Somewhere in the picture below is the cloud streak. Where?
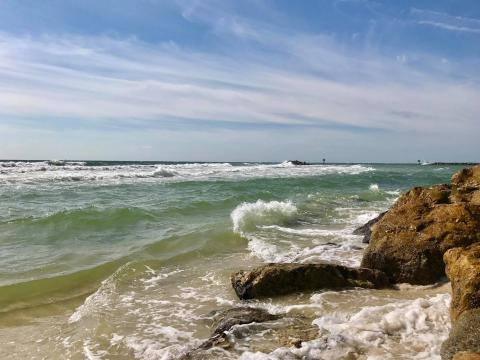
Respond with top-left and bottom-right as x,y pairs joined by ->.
412,8 -> 480,34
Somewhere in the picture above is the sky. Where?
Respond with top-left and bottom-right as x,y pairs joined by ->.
0,0 -> 479,162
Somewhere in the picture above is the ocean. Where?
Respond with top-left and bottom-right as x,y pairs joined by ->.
0,161 -> 460,359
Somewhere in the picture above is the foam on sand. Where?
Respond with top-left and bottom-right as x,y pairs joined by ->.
241,293 -> 451,360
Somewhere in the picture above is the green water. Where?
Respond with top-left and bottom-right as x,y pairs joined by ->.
0,161 -> 464,359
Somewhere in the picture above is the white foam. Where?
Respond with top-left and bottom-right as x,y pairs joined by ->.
231,200 -> 298,233
153,167 -> 177,178
369,183 -> 380,192
0,161 -> 374,186
244,293 -> 451,360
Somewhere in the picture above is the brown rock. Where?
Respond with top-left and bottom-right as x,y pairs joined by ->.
441,309 -> 480,360
451,165 -> 480,204
361,183 -> 480,284
453,352 -> 480,360
352,211 -> 387,244
209,307 -> 281,335
231,263 -> 390,300
187,307 -> 281,355
444,244 -> 480,321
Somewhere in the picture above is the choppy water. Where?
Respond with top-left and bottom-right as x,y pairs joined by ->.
0,161 -> 461,359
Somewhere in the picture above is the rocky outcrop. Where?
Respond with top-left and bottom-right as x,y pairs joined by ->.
441,309 -> 480,360
231,263 -> 390,300
361,166 -> 480,284
353,211 -> 387,243
444,244 -> 480,321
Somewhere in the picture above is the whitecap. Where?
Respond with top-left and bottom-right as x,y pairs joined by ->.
369,183 -> 380,192
231,200 -> 298,233
153,167 -> 177,178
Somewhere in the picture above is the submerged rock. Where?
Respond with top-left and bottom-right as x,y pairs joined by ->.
353,211 -> 387,244
276,321 -> 319,348
444,244 -> 480,321
231,263 -> 390,300
190,307 -> 281,354
209,307 -> 281,336
441,309 -> 480,360
361,179 -> 480,284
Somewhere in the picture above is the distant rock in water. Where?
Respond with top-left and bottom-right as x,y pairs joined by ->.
353,211 -> 387,244
361,165 -> 480,285
444,243 -> 480,322
289,160 -> 310,165
231,263 -> 390,300
47,159 -> 65,166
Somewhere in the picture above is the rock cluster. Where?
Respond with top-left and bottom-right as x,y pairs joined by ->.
356,165 -> 480,359
361,166 -> 480,285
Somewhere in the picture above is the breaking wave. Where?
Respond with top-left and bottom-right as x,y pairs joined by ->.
231,200 -> 298,233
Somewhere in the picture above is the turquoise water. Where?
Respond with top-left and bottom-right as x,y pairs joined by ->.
0,161 -> 462,359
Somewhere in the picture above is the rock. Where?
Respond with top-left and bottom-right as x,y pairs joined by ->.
441,309 -> 480,360
451,165 -> 480,205
231,263 -> 390,300
276,322 -> 319,348
193,307 -> 281,353
210,307 -> 281,335
453,352 -> 480,360
361,183 -> 480,284
353,211 -> 387,243
444,244 -> 480,321
289,160 -> 309,165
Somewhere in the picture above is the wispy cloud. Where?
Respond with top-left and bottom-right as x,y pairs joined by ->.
412,8 -> 480,34
0,1 -> 479,161
0,27 -> 478,136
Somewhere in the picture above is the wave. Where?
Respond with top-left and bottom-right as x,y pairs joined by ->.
231,200 -> 298,233
7,206 -> 158,229
0,259 -> 125,315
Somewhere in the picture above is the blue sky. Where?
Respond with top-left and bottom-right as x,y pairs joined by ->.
0,0 -> 479,162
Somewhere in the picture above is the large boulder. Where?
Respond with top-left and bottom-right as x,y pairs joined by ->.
231,263 -> 390,300
441,309 -> 480,360
361,181 -> 480,284
444,244 -> 480,321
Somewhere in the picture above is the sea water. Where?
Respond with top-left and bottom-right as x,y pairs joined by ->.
0,161 -> 460,359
